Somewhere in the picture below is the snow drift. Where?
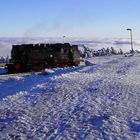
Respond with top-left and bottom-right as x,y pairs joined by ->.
0,54 -> 140,139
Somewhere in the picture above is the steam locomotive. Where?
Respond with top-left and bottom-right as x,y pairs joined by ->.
6,43 -> 81,73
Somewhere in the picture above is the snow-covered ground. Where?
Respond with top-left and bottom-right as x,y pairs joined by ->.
0,54 -> 140,139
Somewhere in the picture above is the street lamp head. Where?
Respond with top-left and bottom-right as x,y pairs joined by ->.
127,28 -> 132,31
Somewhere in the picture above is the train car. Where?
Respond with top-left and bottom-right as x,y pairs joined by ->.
6,43 -> 81,73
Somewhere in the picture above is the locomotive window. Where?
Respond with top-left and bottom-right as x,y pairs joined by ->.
61,48 -> 64,54
60,48 -> 68,54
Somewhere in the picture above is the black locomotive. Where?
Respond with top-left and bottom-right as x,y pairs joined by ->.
6,43 -> 81,73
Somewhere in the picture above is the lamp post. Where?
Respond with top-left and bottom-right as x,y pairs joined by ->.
127,28 -> 134,54
63,36 -> 66,43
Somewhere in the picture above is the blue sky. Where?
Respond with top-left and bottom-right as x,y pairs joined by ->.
0,0 -> 140,39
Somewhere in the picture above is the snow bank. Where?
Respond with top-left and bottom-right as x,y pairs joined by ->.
42,68 -> 55,75
85,59 -> 95,66
0,67 -> 7,74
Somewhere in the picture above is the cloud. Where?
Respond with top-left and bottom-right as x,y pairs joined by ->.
72,38 -> 140,51
113,38 -> 140,48
0,37 -> 139,56
114,40 -> 130,45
